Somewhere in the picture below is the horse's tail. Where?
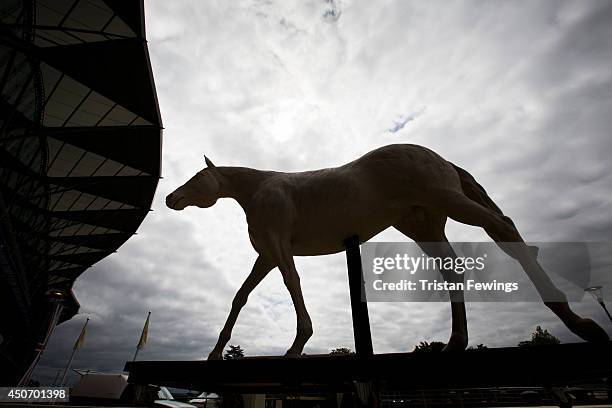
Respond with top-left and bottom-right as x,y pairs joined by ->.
450,162 -> 538,257
450,162 -> 504,216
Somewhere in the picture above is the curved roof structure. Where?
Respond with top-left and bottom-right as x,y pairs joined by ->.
0,0 -> 161,382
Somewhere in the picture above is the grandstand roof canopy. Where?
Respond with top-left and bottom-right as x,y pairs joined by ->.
0,0 -> 162,321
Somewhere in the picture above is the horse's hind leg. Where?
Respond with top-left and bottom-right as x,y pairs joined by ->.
394,208 -> 469,351
436,191 -> 609,343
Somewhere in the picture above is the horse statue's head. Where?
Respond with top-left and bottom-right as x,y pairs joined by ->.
166,156 -> 221,210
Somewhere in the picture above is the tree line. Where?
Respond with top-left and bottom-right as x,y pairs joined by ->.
223,325 -> 561,357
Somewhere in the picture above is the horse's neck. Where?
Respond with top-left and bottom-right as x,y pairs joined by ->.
217,166 -> 274,208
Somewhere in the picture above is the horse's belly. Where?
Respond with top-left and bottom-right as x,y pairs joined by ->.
291,207 -> 401,256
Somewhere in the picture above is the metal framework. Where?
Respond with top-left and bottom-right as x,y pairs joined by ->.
0,0 -> 161,384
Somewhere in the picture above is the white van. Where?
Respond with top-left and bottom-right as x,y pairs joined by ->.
70,372 -> 197,407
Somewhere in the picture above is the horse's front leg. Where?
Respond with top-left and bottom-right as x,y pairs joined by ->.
208,256 -> 275,360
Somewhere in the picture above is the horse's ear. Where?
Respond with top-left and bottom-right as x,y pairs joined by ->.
204,155 -> 216,169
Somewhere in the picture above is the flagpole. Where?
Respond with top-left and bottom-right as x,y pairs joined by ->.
52,370 -> 61,386
59,317 -> 89,386
133,311 -> 151,362
18,297 -> 64,386
132,348 -> 140,362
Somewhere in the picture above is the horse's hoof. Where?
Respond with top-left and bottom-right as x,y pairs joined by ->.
569,318 -> 610,343
284,349 -> 303,358
443,332 -> 468,351
208,351 -> 223,360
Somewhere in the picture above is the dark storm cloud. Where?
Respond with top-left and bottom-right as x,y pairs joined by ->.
34,211 -> 236,384
32,0 -> 612,384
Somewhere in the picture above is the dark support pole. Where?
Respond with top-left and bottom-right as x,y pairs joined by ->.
599,301 -> 612,322
344,235 -> 373,357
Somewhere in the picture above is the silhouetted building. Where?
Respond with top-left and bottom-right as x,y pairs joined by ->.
0,0 -> 161,384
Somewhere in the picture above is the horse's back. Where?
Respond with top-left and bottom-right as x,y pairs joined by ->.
346,144 -> 462,195
283,145 -> 461,254
249,144 -> 464,256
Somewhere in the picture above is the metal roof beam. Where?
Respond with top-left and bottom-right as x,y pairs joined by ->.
39,125 -> 161,176
38,38 -> 161,125
48,251 -> 106,266
102,0 -> 145,38
47,175 -> 158,208
47,232 -> 129,250
51,208 -> 149,232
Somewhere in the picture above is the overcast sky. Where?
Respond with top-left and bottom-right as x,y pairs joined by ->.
34,0 -> 612,385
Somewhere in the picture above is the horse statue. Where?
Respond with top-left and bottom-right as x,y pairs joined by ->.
166,144 -> 609,359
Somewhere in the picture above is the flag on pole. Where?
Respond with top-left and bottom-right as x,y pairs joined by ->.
73,318 -> 89,350
137,311 -> 151,350
59,317 -> 89,387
